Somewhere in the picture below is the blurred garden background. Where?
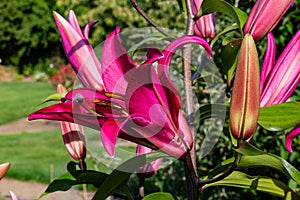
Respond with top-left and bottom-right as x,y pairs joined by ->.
0,0 -> 299,199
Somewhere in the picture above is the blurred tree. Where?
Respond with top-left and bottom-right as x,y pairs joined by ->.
0,0 -> 61,74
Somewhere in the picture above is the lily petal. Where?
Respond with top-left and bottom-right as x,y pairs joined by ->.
260,33 -> 276,93
286,122 -> 300,152
261,30 -> 300,106
53,11 -> 104,90
101,27 -> 136,93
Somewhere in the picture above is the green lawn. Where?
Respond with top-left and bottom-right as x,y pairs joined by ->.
0,129 -> 136,183
0,81 -> 55,125
0,80 -> 136,184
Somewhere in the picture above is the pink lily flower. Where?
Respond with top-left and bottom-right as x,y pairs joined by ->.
260,31 -> 300,152
136,145 -> 162,178
243,0 -> 293,41
191,0 -> 216,41
57,84 -> 86,166
0,162 -> 10,180
29,11 -> 212,158
260,31 -> 300,107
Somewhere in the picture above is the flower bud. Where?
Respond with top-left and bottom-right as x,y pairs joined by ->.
0,162 -> 10,180
57,84 -> 87,165
230,34 -> 260,143
243,0 -> 293,41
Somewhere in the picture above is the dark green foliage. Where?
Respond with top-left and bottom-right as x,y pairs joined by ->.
0,0 -> 61,74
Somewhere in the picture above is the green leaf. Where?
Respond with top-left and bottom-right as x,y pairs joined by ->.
143,192 -> 175,200
92,151 -> 169,200
220,38 -> 242,86
203,171 -> 299,198
235,142 -> 300,184
210,24 -> 240,48
40,172 -> 76,198
200,0 -> 247,32
36,92 -> 66,107
258,101 -> 300,131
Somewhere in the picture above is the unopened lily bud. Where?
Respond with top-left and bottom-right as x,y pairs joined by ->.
0,162 -> 10,180
57,85 -> 87,166
243,0 -> 293,41
230,34 -> 260,144
194,14 -> 216,41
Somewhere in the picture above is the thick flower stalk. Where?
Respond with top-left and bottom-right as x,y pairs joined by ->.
29,11 -> 213,158
230,34 -> 260,143
244,0 -> 293,41
57,84 -> 87,168
260,31 -> 300,107
191,0 -> 216,41
0,162 -> 10,180
260,31 -> 300,152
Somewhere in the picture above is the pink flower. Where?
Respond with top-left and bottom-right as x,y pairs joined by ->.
244,0 -> 293,41
29,11 -> 213,158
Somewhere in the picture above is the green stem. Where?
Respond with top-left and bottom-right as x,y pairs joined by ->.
130,0 -> 173,38
198,153 -> 242,188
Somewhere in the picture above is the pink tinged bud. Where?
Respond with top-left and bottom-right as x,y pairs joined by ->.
286,122 -> 300,152
194,14 -> 216,41
230,34 -> 260,142
0,162 -> 10,180
260,33 -> 276,94
57,85 -> 86,161
260,30 -> 300,107
136,145 -> 162,178
243,0 -> 293,41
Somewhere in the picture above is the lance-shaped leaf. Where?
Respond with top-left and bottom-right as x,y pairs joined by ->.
230,34 -> 260,142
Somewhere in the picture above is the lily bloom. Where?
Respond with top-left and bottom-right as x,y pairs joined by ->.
0,162 -> 10,180
57,84 -> 86,168
136,145 -> 162,178
29,11 -> 212,158
191,0 -> 216,41
260,31 -> 300,152
230,34 -> 260,143
260,31 -> 300,107
243,0 -> 293,41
